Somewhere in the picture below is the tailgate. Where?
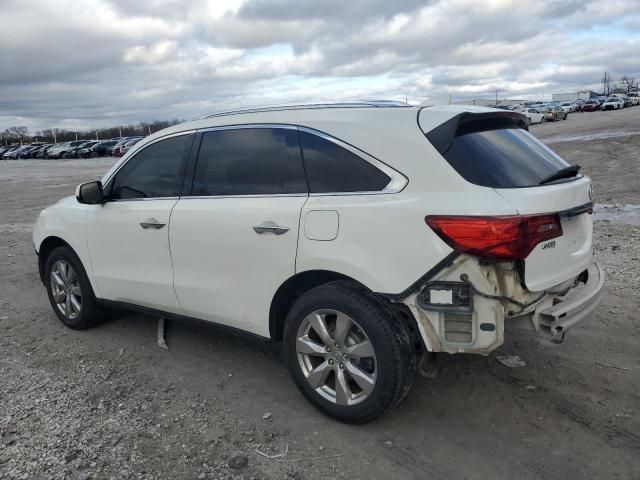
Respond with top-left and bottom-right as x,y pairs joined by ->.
496,176 -> 594,292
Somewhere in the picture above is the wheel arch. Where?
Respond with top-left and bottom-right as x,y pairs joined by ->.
270,270 -> 352,343
37,236 -> 74,283
269,270 -> 424,353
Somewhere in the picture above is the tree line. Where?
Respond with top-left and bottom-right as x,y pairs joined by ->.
1,119 -> 183,145
601,75 -> 638,97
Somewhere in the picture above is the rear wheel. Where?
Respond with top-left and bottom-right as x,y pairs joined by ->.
45,246 -> 108,329
283,281 -> 417,423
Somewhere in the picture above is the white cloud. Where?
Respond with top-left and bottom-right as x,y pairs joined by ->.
0,0 -> 639,131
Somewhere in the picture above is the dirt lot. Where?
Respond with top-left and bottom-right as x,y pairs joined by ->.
1,108 -> 639,480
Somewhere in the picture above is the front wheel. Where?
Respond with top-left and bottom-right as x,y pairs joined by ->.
283,281 -> 417,423
45,246 -> 108,329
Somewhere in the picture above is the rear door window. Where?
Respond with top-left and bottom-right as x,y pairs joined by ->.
192,128 -> 307,196
440,127 -> 573,188
299,131 -> 391,193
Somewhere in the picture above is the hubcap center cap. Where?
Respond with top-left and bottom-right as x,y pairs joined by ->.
330,350 -> 345,364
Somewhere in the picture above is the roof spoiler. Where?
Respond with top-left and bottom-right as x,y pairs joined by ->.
424,111 -> 529,155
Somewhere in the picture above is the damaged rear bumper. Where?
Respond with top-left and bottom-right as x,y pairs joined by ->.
509,261 -> 605,342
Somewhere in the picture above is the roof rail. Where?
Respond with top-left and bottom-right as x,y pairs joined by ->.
199,100 -> 411,119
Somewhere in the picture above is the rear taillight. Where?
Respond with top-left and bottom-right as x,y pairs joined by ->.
425,214 -> 563,261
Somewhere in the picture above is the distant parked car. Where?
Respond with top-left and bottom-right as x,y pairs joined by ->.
119,138 -> 143,156
581,99 -> 601,112
21,144 -> 51,159
518,108 -> 545,124
4,145 -> 31,159
622,97 -> 633,108
0,145 -> 19,158
560,103 -> 576,113
111,138 -> 137,157
47,141 -> 87,159
37,145 -> 54,158
20,145 -> 42,158
544,106 -> 567,121
62,141 -> 99,159
601,97 -> 624,110
79,140 -> 119,158
113,137 -> 143,156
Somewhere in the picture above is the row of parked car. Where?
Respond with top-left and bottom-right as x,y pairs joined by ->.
492,94 -> 639,125
0,136 -> 144,160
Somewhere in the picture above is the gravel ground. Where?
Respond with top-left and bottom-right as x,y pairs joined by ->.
1,108 -> 639,479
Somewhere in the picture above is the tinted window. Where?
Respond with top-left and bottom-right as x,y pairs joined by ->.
299,131 -> 390,193
110,134 -> 190,199
442,127 -> 572,188
192,128 -> 306,196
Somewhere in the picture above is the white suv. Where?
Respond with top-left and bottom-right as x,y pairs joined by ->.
33,102 -> 604,423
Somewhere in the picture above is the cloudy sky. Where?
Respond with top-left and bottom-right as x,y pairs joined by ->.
1,0 -> 639,132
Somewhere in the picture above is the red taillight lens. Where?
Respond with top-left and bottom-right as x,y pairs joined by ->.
425,214 -> 563,261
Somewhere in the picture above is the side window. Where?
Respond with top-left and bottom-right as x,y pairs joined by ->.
110,135 -> 190,199
192,128 -> 307,196
299,131 -> 391,193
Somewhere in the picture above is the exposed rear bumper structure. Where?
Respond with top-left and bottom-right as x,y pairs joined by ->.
537,261 -> 604,341
510,261 -> 604,342
403,255 -> 604,355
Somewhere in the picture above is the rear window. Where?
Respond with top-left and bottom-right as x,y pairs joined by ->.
442,127 -> 572,188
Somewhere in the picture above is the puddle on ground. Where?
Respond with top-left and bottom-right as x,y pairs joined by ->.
542,130 -> 640,144
593,204 -> 640,226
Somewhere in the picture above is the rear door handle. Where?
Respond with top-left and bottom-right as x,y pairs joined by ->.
140,218 -> 166,230
253,223 -> 289,235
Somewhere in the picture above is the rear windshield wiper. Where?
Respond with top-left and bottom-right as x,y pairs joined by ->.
539,164 -> 581,185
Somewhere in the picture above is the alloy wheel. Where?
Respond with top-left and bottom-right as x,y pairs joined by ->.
50,260 -> 82,320
296,309 -> 377,406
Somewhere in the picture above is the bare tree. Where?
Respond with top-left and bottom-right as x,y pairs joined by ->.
7,126 -> 29,144
618,76 -> 639,94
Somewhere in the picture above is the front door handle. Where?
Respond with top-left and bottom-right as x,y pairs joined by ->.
140,218 -> 166,230
253,223 -> 289,235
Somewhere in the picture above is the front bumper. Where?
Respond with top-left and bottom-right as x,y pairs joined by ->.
510,261 -> 604,342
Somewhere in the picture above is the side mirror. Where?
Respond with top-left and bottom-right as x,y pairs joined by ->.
76,181 -> 104,205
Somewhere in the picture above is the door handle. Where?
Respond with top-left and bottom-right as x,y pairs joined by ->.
140,218 -> 166,230
253,223 -> 289,235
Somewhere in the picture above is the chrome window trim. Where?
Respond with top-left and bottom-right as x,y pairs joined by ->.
188,123 -> 408,198
104,196 -> 180,203
179,193 -> 308,200
104,123 -> 409,202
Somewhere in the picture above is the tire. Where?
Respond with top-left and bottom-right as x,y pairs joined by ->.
44,245 -> 108,329
283,281 -> 417,423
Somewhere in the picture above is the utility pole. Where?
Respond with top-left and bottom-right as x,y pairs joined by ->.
96,130 -> 99,140
119,126 -> 122,138
75,132 -> 78,141
148,125 -> 152,136
495,89 -> 498,105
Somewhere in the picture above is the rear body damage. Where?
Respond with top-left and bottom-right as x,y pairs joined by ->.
396,253 -> 603,354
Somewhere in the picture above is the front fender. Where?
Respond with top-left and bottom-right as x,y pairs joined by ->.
33,196 -> 101,297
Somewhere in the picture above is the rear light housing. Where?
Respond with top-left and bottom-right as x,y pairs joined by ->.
425,214 -> 563,261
